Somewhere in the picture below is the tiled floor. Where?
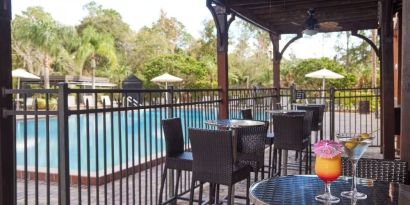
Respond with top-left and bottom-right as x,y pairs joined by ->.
17,147 -> 383,205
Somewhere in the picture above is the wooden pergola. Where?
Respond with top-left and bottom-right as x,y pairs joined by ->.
207,0 -> 408,180
0,0 -> 409,204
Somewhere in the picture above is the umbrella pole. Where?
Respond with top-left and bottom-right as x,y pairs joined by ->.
322,78 -> 325,104
16,78 -> 20,110
165,82 -> 168,106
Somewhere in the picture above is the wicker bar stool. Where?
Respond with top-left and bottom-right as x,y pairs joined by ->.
296,105 -> 325,141
158,118 -> 193,204
296,104 -> 325,140
271,111 -> 313,175
188,128 -> 251,205
236,122 -> 269,182
341,157 -> 408,183
241,109 -> 276,177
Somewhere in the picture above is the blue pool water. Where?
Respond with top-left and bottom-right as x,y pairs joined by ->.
16,109 -> 215,173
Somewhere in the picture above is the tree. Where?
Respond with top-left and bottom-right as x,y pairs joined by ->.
13,7 -> 65,88
75,26 -> 118,88
334,31 -> 378,87
143,53 -> 211,88
78,1 -> 135,74
190,20 -> 217,87
228,20 -> 272,87
132,10 -> 194,75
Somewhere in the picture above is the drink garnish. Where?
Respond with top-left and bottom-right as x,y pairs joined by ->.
313,140 -> 343,159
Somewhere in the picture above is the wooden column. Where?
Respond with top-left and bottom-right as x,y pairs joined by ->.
397,11 -> 402,104
208,1 -> 234,119
380,0 -> 395,159
270,33 -> 281,89
401,0 -> 410,175
270,33 -> 281,107
0,0 -> 15,204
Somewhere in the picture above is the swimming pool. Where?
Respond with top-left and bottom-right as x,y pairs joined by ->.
16,109 -> 215,174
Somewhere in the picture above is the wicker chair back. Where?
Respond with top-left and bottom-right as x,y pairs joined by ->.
189,128 -> 234,184
341,157 -> 408,184
162,118 -> 184,157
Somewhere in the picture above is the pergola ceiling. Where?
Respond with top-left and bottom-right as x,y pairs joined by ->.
216,0 -> 380,34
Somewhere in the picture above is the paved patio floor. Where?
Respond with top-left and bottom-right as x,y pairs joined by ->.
17,147 -> 383,205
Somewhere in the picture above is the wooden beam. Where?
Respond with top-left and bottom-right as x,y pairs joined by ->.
398,10 -> 402,104
230,7 -> 271,32
265,20 -> 378,34
230,0 -> 377,8
269,33 -> 281,108
280,33 -> 302,57
270,33 -> 281,89
0,0 -> 15,204
253,3 -> 377,16
380,0 -> 395,160
261,10 -> 377,23
223,0 -> 379,34
208,0 -> 234,119
401,0 -> 410,174
351,30 -> 380,59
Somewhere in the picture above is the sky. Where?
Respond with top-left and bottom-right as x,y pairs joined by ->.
11,0 -> 344,59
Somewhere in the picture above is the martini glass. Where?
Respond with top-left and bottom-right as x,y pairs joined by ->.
337,133 -> 373,200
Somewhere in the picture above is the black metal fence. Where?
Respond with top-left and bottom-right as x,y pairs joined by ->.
281,86 -> 381,146
4,85 -> 380,204
6,85 -> 222,204
228,88 -> 279,120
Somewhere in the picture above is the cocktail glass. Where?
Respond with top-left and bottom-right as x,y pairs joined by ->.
337,133 -> 373,200
315,154 -> 341,203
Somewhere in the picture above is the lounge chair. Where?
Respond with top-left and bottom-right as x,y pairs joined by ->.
82,95 -> 95,107
100,95 -> 112,107
67,96 -> 77,108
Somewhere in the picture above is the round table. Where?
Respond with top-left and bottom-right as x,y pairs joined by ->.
205,119 -> 265,128
250,175 -> 410,205
265,109 -> 306,115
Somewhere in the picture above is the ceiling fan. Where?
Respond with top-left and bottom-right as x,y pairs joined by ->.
291,8 -> 342,35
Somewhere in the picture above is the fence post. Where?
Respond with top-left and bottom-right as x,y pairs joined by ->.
0,0 -> 15,204
166,85 -> 175,202
58,83 -> 70,205
167,85 -> 174,118
253,86 -> 257,113
329,86 -> 336,140
290,84 -> 296,104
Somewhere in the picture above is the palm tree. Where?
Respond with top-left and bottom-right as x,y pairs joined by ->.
13,7 -> 62,88
75,26 -> 118,88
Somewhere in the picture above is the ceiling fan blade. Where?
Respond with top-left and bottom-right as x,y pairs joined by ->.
291,21 -> 301,26
319,21 -> 339,28
318,26 -> 343,32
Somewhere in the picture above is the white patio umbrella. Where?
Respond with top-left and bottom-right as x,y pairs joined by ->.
305,68 -> 344,102
151,73 -> 183,118
151,73 -> 183,88
12,68 -> 40,108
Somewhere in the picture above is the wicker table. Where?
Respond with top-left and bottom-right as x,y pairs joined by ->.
205,119 -> 265,204
250,175 -> 410,205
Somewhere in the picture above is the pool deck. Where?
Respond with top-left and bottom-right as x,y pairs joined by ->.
16,147 -> 383,205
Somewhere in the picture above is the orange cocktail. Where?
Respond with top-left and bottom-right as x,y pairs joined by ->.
315,154 -> 341,183
313,140 -> 343,203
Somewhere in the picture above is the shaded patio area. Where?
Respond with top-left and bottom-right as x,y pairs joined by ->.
1,0 -> 410,204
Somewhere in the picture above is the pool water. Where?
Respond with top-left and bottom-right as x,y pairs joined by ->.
16,109 -> 214,173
